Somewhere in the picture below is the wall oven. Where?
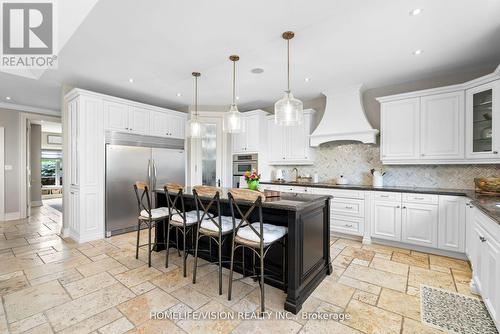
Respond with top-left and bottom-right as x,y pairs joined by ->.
232,153 -> 258,187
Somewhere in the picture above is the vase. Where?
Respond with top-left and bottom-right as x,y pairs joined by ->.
248,180 -> 259,191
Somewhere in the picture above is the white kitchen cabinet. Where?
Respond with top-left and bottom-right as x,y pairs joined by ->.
371,200 -> 402,241
267,109 -> 316,165
128,107 -> 150,135
232,113 -> 262,153
420,92 -> 464,160
466,80 -> 500,160
151,111 -> 185,139
104,101 -> 129,132
465,199 -> 475,259
401,203 -> 438,248
438,196 -> 465,252
471,210 -> 500,327
380,98 -> 420,161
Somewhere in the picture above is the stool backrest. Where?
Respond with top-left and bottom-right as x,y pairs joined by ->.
133,181 -> 152,217
192,186 -> 222,232
164,183 -> 185,220
228,189 -> 265,246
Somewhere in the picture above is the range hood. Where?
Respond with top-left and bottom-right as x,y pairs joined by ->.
310,85 -> 379,147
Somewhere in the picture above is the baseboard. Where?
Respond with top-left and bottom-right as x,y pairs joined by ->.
66,229 -> 104,244
31,201 -> 43,207
1,212 -> 21,221
370,238 -> 467,260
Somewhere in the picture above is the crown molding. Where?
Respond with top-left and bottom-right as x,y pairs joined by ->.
0,102 -> 60,116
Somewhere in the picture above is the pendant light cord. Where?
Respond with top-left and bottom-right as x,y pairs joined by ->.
287,38 -> 290,92
232,59 -> 236,105
194,75 -> 198,117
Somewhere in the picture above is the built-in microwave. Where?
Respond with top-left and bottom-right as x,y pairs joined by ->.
232,154 -> 258,176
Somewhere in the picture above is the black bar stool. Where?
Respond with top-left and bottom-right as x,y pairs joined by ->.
164,183 -> 198,277
133,182 -> 169,267
227,188 -> 287,313
192,186 -> 234,295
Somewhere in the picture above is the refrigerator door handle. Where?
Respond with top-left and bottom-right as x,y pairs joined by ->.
152,159 -> 158,190
147,159 -> 152,186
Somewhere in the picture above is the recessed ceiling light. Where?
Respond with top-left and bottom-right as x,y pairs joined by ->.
128,78 -> 134,83
250,68 -> 264,74
236,96 -> 240,100
412,49 -> 423,56
409,8 -> 422,16
304,78 -> 311,82
5,96 -> 11,100
176,93 -> 182,97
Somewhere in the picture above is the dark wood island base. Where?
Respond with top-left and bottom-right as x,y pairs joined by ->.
154,188 -> 332,314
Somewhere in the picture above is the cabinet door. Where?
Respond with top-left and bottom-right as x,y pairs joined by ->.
245,115 -> 260,152
381,98 -> 420,160
104,101 -> 129,132
129,107 -> 150,135
268,119 -> 285,162
401,203 -> 438,247
438,196 -> 465,252
150,110 -> 169,137
68,99 -> 79,186
167,114 -> 185,139
371,201 -> 401,241
420,92 -> 464,159
483,237 -> 500,324
232,119 -> 247,153
466,80 -> 500,160
285,115 -> 310,161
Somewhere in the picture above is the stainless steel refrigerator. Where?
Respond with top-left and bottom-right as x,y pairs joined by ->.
105,132 -> 185,237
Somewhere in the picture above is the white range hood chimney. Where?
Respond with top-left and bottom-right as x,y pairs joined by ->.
310,85 -> 379,147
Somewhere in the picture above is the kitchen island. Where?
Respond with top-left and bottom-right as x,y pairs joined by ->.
154,188 -> 332,314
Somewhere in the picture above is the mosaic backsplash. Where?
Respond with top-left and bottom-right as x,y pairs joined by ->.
271,142 -> 500,190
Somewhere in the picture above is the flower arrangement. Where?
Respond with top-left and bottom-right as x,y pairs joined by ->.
244,170 -> 261,190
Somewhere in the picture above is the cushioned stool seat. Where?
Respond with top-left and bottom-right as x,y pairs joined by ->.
170,210 -> 202,226
140,207 -> 169,219
200,216 -> 236,235
236,223 -> 288,246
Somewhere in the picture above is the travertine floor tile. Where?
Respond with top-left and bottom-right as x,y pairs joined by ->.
56,308 -> 123,334
338,276 -> 381,295
408,266 -> 456,290
130,281 -> 156,295
370,257 -> 409,276
377,288 -> 420,320
118,288 -> 178,325
342,299 -> 402,334
63,271 -> 117,299
21,322 -> 54,334
128,319 -> 185,334
3,280 -> 70,323
76,257 -> 124,277
300,320 -> 363,334
429,254 -> 470,271
352,289 -> 378,305
98,317 -> 134,334
170,285 -> 211,310
312,279 -> 355,308
340,246 -> 375,262
115,265 -> 163,287
232,317 -> 303,334
45,283 -> 135,331
402,317 -> 447,333
343,264 -> 407,292
392,252 -> 429,268
8,313 -> 47,334
177,300 -> 241,334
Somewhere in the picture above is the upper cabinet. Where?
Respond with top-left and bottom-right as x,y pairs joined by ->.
104,100 -> 186,139
377,66 -> 500,164
466,81 -> 500,160
231,112 -> 265,153
267,109 -> 317,165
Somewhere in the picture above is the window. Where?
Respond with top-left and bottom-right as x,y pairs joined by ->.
41,150 -> 62,186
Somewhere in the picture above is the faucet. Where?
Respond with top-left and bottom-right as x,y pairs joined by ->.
292,168 -> 299,182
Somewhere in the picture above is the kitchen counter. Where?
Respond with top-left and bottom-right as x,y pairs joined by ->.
154,187 -> 333,314
260,181 -> 500,225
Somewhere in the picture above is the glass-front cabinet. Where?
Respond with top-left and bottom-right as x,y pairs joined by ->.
466,80 -> 500,160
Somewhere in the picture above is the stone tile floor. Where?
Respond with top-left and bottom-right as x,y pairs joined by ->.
0,203 -> 475,333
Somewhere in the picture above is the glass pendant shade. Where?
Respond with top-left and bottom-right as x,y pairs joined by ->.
187,115 -> 201,138
223,104 -> 243,133
275,90 -> 303,126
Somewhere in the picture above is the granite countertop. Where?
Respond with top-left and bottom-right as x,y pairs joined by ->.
154,187 -> 331,212
260,181 -> 500,224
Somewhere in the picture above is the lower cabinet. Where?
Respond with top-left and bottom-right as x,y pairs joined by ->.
401,203 -> 438,247
470,210 -> 500,327
371,201 -> 402,241
438,196 -> 466,252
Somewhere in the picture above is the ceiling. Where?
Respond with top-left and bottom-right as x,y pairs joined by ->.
1,0 -> 500,113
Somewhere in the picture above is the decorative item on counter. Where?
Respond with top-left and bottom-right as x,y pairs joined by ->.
474,178 -> 500,196
371,169 -> 386,187
335,175 -> 349,185
244,170 -> 261,191
275,169 -> 284,182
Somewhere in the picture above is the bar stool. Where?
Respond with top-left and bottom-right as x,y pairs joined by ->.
164,183 -> 199,277
227,188 -> 287,313
133,182 -> 169,267
192,186 -> 234,295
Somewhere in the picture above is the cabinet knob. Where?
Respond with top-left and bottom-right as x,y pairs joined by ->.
344,224 -> 353,228
493,151 -> 498,154
479,236 -> 487,242
402,206 -> 407,209
421,154 -> 425,156
396,205 -> 400,208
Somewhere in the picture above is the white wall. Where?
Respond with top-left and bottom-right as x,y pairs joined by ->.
0,108 -> 20,214
30,124 -> 42,205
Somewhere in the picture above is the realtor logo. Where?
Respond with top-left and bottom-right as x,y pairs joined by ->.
1,0 -> 57,69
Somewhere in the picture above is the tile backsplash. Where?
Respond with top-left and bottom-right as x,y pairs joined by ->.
271,142 -> 500,189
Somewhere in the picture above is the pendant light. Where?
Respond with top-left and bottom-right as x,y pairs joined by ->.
275,31 -> 303,126
187,72 -> 201,138
223,55 -> 243,133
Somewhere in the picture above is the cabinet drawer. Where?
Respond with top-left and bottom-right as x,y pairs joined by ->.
331,215 -> 363,235
331,198 -> 364,218
475,209 -> 500,244
403,193 -> 438,205
314,188 -> 364,199
373,191 -> 401,202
